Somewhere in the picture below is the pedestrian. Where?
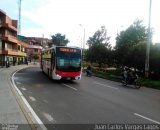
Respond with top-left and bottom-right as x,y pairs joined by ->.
13,60 -> 16,66
123,67 -> 128,82
25,58 -> 28,65
6,60 -> 10,68
86,65 -> 92,76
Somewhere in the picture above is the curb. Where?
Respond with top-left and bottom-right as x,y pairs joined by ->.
9,66 -> 47,130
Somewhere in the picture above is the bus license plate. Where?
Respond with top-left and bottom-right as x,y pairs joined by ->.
67,77 -> 71,80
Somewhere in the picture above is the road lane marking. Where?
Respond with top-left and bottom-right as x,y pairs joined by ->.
134,113 -> 160,124
16,82 -> 21,85
43,112 -> 56,123
43,100 -> 49,103
21,87 -> 27,91
29,96 -> 36,101
12,70 -> 47,130
13,77 -> 19,80
63,84 -> 78,91
93,82 -> 118,90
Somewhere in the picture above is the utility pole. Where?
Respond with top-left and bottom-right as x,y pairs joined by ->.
83,27 -> 85,50
79,24 -> 85,61
18,0 -> 22,35
145,0 -> 152,78
79,24 -> 85,50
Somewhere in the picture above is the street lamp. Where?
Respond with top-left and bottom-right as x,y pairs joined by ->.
79,24 -> 85,50
145,0 -> 152,78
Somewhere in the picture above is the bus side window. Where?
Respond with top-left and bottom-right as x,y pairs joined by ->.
52,51 -> 55,68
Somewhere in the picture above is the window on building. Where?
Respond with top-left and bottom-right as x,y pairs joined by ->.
0,40 -> 2,50
6,30 -> 16,38
18,45 -> 21,51
0,16 -> 2,24
21,47 -> 23,52
34,49 -> 38,52
6,43 -> 12,49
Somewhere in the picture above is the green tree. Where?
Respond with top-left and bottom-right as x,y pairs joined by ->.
87,26 -> 111,48
32,54 -> 39,64
115,19 -> 148,70
51,33 -> 69,46
86,26 -> 112,67
86,44 -> 109,67
150,43 -> 160,71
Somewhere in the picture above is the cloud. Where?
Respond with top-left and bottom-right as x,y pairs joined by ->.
19,0 -> 160,45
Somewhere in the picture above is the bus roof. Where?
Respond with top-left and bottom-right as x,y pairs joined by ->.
42,46 -> 81,52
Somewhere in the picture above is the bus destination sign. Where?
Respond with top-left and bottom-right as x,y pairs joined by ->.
60,48 -> 77,53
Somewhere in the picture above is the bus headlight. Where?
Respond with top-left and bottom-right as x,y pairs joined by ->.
55,73 -> 61,79
75,75 -> 81,80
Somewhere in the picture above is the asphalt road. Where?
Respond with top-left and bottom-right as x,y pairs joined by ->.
14,66 -> 160,130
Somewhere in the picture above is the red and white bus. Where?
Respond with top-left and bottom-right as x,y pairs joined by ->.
41,46 -> 82,80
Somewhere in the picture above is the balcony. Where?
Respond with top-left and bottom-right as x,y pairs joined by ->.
0,34 -> 18,44
7,35 -> 18,43
0,49 -> 18,55
6,23 -> 17,32
0,22 -> 17,32
27,45 -> 42,49
17,51 -> 27,57
32,52 -> 40,55
0,21 -> 4,28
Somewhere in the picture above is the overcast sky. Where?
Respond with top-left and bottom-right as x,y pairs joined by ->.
0,0 -> 160,48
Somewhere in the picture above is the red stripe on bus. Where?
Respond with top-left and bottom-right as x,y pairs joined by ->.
55,69 -> 81,78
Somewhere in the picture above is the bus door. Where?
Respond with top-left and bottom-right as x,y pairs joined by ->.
50,50 -> 55,78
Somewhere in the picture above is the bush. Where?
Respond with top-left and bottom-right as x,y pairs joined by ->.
92,67 -> 160,89
91,67 -> 122,81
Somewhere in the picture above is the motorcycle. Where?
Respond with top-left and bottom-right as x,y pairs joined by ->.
86,69 -> 92,77
122,75 -> 141,89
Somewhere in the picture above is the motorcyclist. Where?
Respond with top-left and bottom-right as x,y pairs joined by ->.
123,67 -> 128,82
122,67 -> 140,88
86,65 -> 92,76
128,69 -> 138,83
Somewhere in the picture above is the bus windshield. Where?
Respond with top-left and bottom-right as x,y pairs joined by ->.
56,47 -> 81,72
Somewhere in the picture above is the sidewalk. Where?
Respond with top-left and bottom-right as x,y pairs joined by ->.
0,64 -> 33,130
